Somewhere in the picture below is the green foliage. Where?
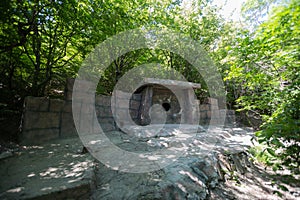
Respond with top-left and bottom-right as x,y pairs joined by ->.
0,0 -> 95,105
254,0 -> 300,173
1,0 -> 224,107
223,0 -> 300,173
256,81 -> 300,171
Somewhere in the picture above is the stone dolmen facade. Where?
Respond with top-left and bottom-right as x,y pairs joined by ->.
20,78 -> 235,144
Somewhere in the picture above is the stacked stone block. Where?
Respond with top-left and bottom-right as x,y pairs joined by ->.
130,94 -> 142,124
95,95 -> 115,131
198,98 -> 236,126
199,98 -> 221,125
20,79 -> 237,144
20,97 -> 64,144
20,80 -> 142,144
111,90 -> 142,127
220,109 -> 236,125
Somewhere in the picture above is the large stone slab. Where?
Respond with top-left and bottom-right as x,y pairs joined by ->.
90,126 -> 256,200
24,96 -> 49,112
122,124 -> 206,138
21,129 -> 60,145
22,112 -> 60,130
60,112 -> 77,138
49,99 -> 64,112
0,138 -> 95,200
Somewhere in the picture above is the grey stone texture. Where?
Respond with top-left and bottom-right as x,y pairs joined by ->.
90,126 -> 255,200
20,78 -> 236,144
0,138 -> 95,200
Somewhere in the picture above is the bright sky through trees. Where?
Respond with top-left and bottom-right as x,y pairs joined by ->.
212,0 -> 246,21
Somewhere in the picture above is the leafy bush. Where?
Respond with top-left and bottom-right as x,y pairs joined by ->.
256,78 -> 300,173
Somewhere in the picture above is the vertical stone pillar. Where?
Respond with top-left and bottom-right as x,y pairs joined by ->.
139,86 -> 153,125
182,89 -> 199,124
72,79 -> 97,135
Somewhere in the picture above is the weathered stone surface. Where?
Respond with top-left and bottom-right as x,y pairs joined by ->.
98,117 -> 115,125
139,86 -> 153,125
99,123 -> 115,132
219,109 -> 236,125
114,90 -> 132,98
115,98 -> 129,108
207,97 -> 218,106
63,101 -> 72,113
114,108 -> 130,120
211,105 -> 219,111
122,124 -> 205,138
21,129 -> 60,144
211,109 -> 220,118
23,112 -> 60,130
97,117 -> 116,131
199,104 -> 210,111
131,93 -> 142,101
0,138 -> 95,200
130,100 -> 140,110
103,107 -> 112,117
91,126 -> 256,200
80,102 -> 95,114
76,112 -> 98,134
200,111 -> 207,119
95,106 -> 112,118
97,95 -> 111,106
49,99 -> 64,112
60,112 -> 77,138
24,96 -> 49,111
21,88 -> 228,145
210,118 -> 222,126
207,111 -> 212,118
130,109 -> 139,119
5,126 -> 298,200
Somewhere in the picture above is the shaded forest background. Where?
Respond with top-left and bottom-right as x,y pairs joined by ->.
0,0 -> 299,174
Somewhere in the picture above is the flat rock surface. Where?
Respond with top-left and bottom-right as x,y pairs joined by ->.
91,125 -> 299,200
0,138 -> 95,200
90,125 -> 255,199
1,125 -> 299,199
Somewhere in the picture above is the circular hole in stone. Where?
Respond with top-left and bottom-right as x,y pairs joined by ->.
162,102 -> 171,111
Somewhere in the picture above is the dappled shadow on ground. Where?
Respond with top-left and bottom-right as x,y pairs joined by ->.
1,125 -> 299,199
90,125 -> 299,200
210,156 -> 300,200
0,138 -> 94,199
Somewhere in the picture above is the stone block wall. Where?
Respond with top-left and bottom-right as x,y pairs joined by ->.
198,98 -> 236,126
20,79 -> 236,144
95,95 -> 116,132
220,109 -> 236,125
20,80 -> 142,144
111,90 -> 142,127
21,97 -> 64,144
21,95 -> 120,144
199,98 -> 221,125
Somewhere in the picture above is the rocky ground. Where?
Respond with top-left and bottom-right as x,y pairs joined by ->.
90,126 -> 300,200
0,125 -> 299,199
0,138 -> 95,199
